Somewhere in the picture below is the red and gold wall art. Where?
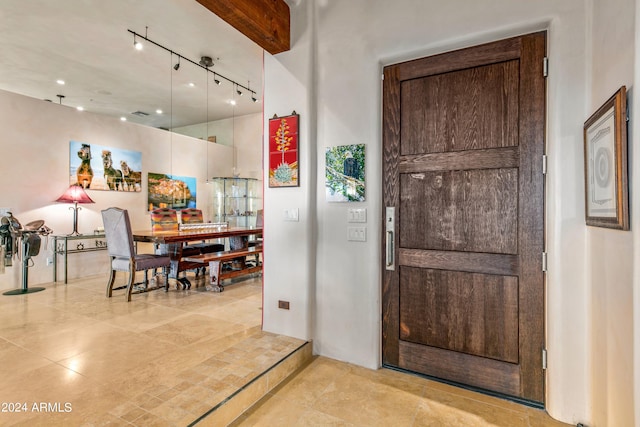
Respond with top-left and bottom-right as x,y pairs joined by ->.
268,113 -> 299,187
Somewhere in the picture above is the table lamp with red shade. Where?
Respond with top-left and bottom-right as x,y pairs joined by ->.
55,185 -> 95,236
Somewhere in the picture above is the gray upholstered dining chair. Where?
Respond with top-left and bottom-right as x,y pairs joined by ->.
101,207 -> 170,301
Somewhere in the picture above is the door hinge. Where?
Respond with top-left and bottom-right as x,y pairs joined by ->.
542,155 -> 548,175
542,348 -> 547,370
543,57 -> 549,77
542,252 -> 548,272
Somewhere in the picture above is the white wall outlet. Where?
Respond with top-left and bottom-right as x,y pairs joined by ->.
347,208 -> 367,223
347,226 -> 366,242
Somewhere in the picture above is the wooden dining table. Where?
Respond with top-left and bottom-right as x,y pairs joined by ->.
132,225 -> 263,283
132,226 -> 263,245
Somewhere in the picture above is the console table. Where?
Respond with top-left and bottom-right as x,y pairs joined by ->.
53,234 -> 107,284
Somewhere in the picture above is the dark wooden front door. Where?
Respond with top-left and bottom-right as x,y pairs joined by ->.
382,32 -> 546,403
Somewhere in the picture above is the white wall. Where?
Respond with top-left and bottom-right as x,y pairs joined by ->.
262,0 -> 638,424
262,0 -> 316,341
0,88 -> 235,289
586,0 -> 635,425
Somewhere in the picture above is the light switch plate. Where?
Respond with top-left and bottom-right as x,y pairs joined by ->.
347,208 -> 366,223
283,208 -> 299,222
347,226 -> 366,242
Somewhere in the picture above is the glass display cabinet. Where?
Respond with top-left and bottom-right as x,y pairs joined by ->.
210,177 -> 262,227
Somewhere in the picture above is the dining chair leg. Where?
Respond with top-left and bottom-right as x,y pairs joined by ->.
106,269 -> 116,298
126,268 -> 135,302
163,267 -> 170,292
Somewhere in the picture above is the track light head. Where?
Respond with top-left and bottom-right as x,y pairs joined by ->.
199,56 -> 214,68
237,89 -> 243,96
214,79 -> 221,85
133,35 -> 143,50
251,96 -> 258,103
173,62 -> 180,70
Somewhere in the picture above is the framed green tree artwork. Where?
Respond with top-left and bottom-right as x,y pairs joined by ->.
325,144 -> 365,202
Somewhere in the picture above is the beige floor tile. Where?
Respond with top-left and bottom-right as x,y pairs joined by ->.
294,408 -> 357,426
8,321 -> 134,362
231,394 -> 307,426
200,375 -> 269,427
311,369 -> 422,426
103,304 -> 192,332
528,409 -> 574,427
144,314 -> 246,346
413,398 -> 528,427
347,364 -> 427,397
420,387 -> 531,425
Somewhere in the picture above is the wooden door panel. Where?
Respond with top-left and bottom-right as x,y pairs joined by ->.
400,249 -> 518,276
399,147 -> 519,173
399,341 -> 521,396
399,169 -> 518,254
400,61 -> 520,156
383,32 -> 546,403
399,267 -> 519,363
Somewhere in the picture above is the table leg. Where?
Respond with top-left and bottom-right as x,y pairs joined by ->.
53,237 -> 58,282
206,260 -> 223,292
64,238 -> 68,284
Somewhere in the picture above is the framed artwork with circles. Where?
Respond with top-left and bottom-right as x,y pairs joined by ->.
583,86 -> 629,230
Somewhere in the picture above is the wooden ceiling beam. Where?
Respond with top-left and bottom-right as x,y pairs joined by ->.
196,0 -> 290,55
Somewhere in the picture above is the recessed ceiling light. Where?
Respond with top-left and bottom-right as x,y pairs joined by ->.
120,116 -> 127,121
229,99 -> 237,106
76,106 -> 84,111
188,82 -> 195,87
56,79 -> 65,85
156,109 -> 163,114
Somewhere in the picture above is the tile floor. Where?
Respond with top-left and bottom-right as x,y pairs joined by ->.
0,273 -> 303,426
233,357 -> 570,427
0,273 -> 570,426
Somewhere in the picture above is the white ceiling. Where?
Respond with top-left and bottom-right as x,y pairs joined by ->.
0,0 -> 264,129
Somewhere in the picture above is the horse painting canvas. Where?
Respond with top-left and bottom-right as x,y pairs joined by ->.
68,141 -> 142,192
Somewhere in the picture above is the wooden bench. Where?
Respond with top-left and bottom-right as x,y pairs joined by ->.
183,245 -> 262,292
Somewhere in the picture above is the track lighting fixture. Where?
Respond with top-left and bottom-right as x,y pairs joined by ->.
133,26 -> 147,50
133,34 -> 143,50
199,56 -> 214,68
127,29 -> 258,101
247,80 -> 258,103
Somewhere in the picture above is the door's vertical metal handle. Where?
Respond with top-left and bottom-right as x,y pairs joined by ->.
386,230 -> 394,268
385,207 -> 395,271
